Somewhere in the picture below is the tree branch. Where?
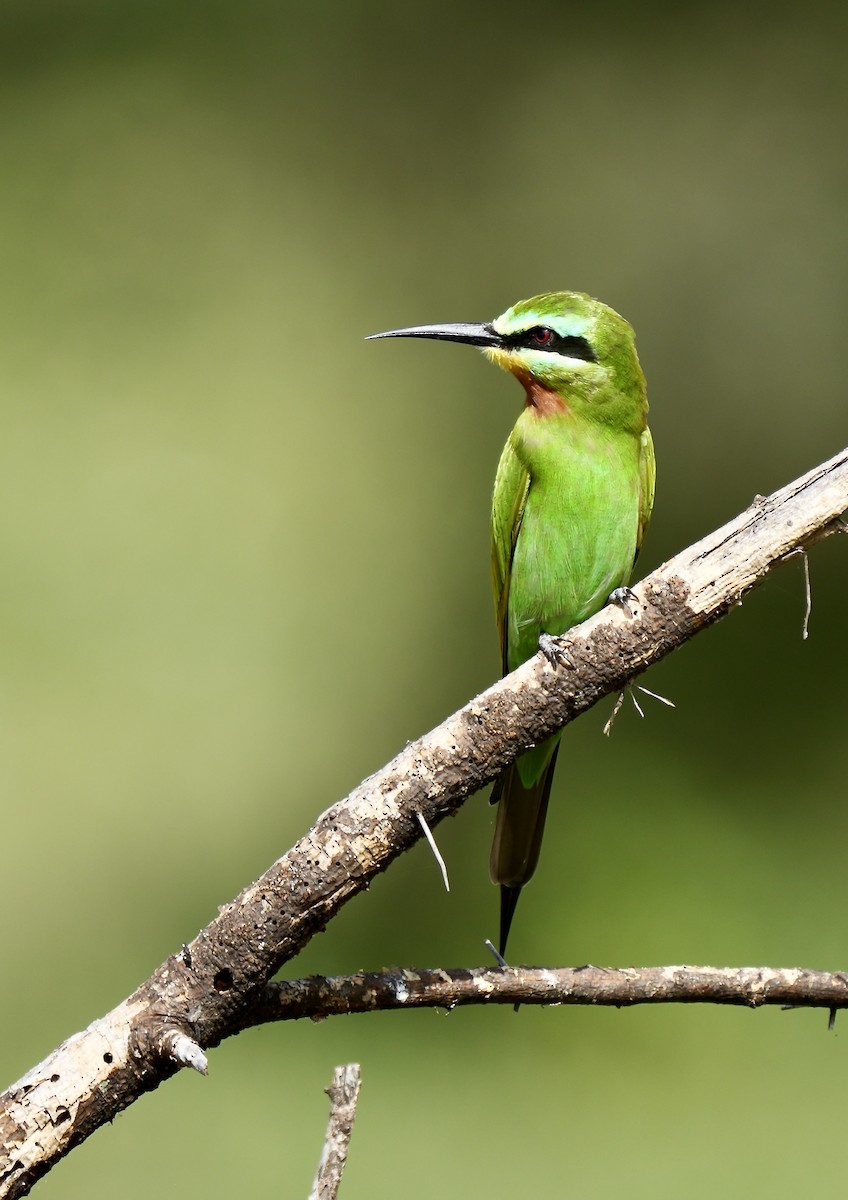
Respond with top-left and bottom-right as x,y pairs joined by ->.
309,1064 -> 362,1200
241,966 -> 848,1025
1,446 -> 846,1198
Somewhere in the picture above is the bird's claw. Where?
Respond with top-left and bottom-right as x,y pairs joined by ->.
608,586 -> 639,617
539,632 -> 575,669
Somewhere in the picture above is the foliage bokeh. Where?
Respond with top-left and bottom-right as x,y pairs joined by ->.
1,2 -> 846,1196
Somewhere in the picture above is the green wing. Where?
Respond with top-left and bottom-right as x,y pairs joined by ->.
490,433 -> 530,674
636,426 -> 656,559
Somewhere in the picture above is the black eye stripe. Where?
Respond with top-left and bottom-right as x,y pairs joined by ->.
501,326 -> 597,362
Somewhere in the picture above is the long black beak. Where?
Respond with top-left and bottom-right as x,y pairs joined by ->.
366,321 -> 501,348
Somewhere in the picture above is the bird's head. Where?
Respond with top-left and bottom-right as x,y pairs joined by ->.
368,291 -> 647,431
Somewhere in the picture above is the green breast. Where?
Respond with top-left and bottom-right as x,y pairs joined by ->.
505,410 -> 642,672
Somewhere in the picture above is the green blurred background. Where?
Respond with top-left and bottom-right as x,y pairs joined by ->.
1,1 -> 846,1195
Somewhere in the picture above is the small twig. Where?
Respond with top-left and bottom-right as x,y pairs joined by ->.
782,546 -> 814,638
603,691 -> 626,736
636,685 -> 676,708
801,550 -> 812,639
160,1030 -> 208,1076
416,810 -> 450,892
309,1064 -> 362,1200
604,683 -> 674,736
484,939 -> 508,968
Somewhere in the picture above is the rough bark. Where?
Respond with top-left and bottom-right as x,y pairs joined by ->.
243,965 -> 848,1024
309,1064 -> 362,1200
0,446 -> 846,1198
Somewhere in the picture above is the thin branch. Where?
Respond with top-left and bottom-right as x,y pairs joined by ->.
1,446 -> 846,1199
309,1065 -> 362,1200
602,689 -> 625,735
636,684 -> 675,709
801,549 -> 812,639
783,546 -> 814,638
242,966 -> 848,1025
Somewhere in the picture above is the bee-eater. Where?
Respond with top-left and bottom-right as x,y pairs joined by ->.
368,292 -> 654,955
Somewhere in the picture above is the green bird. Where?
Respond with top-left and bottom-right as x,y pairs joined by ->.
368,292 -> 654,955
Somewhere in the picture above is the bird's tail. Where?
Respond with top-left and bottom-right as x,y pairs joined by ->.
489,744 -> 560,957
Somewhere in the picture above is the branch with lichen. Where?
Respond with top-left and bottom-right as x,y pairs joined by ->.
242,965 -> 848,1026
0,446 -> 846,1199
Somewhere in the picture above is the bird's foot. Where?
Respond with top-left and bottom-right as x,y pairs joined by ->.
539,632 -> 575,669
608,586 -> 639,617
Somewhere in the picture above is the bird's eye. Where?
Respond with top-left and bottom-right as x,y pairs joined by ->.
502,326 -> 597,362
528,327 -> 556,348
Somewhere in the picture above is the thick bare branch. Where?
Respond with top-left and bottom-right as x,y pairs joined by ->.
1,446 -> 846,1198
243,966 -> 848,1025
